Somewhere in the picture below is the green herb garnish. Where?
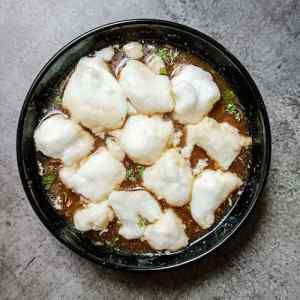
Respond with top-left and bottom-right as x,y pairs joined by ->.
126,165 -> 145,182
105,236 -> 120,248
158,48 -> 179,63
53,96 -> 62,106
169,49 -> 179,62
225,103 -> 241,122
126,168 -> 136,182
137,216 -> 147,229
223,88 -> 242,121
159,67 -> 167,75
136,165 -> 145,178
222,89 -> 236,104
158,48 -> 169,61
42,174 -> 56,190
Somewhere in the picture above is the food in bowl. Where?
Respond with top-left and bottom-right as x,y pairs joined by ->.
33,41 -> 252,253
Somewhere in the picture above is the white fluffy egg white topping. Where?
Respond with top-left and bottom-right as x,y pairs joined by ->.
59,147 -> 126,202
191,169 -> 242,229
143,149 -> 193,207
34,113 -> 94,166
73,201 -> 114,232
119,60 -> 174,114
172,64 -> 221,124
182,116 -> 252,170
34,43 -> 252,252
62,54 -> 127,135
108,190 -> 162,239
115,114 -> 174,165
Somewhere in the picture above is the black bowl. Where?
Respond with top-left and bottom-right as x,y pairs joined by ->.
17,19 -> 271,271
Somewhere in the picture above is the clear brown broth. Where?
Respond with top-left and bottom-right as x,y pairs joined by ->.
37,43 -> 251,253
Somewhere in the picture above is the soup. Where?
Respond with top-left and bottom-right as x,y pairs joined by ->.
34,41 -> 251,253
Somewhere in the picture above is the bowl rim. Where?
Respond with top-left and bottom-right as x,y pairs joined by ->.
16,18 -> 271,271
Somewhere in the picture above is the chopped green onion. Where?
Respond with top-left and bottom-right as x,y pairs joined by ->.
159,67 -> 167,75
105,236 -> 120,248
158,48 -> 168,61
42,174 -> 55,190
225,103 -> 241,122
158,48 -> 179,63
126,168 -> 136,181
169,49 -> 179,62
222,88 -> 242,121
222,89 -> 236,104
137,216 -> 147,229
126,165 -> 145,182
136,165 -> 145,178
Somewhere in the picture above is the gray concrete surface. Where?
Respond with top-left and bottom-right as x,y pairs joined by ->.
0,0 -> 299,299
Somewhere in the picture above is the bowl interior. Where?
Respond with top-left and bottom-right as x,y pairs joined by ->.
17,20 -> 271,271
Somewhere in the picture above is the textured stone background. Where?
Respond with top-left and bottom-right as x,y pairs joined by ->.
0,1 -> 299,299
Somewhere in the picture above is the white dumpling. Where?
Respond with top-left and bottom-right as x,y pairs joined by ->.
117,115 -> 174,165
145,53 -> 166,74
63,55 -> 127,135
183,117 -> 252,170
123,42 -> 143,59
108,190 -> 162,239
191,169 -> 242,229
34,113 -> 94,166
59,147 -> 126,202
73,201 -> 114,232
119,60 -> 174,114
143,149 -> 193,206
172,64 -> 220,124
144,209 -> 188,251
